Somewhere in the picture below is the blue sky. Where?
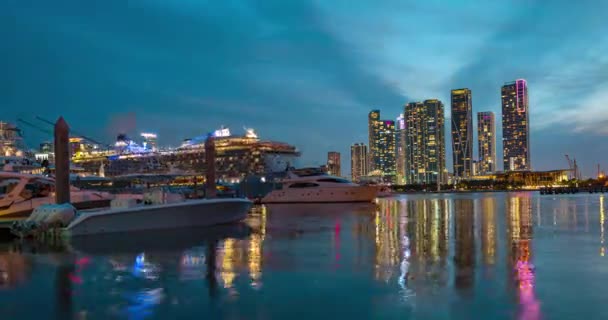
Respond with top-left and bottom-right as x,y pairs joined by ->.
1,0 -> 607,177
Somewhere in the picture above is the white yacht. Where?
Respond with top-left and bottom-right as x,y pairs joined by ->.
0,172 -> 114,220
261,168 -> 379,203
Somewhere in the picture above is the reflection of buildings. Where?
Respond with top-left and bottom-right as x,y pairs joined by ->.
454,199 -> 475,291
374,200 -> 401,281
479,197 -> 497,266
0,252 -> 30,289
404,199 -> 449,289
506,194 -> 540,318
601,195 -> 605,257
248,206 -> 266,288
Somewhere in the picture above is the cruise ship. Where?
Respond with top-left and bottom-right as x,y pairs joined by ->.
71,127 -> 300,181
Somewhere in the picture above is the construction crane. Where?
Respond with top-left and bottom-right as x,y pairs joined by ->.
565,154 -> 581,180
34,116 -> 107,147
17,118 -> 53,136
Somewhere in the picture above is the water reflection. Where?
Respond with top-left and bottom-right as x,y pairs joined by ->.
454,199 -> 475,293
479,197 -> 497,266
601,195 -> 605,257
506,194 -> 540,320
0,250 -> 30,289
4,193 -> 608,319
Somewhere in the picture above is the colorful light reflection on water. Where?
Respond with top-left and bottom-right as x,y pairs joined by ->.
1,193 -> 608,319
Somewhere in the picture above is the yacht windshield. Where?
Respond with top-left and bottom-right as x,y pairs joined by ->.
316,178 -> 350,184
288,182 -> 320,188
0,178 -> 21,198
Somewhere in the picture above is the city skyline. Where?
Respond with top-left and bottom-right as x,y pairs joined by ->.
2,1 -> 607,177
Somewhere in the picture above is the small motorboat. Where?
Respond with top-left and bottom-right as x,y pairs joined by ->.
11,189 -> 252,238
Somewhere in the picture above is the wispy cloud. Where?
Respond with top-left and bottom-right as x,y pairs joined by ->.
1,0 -> 607,173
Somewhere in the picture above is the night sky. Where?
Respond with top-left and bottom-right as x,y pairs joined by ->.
2,0 -> 607,176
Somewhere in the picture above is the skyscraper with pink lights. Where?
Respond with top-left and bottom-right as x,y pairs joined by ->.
501,79 -> 530,171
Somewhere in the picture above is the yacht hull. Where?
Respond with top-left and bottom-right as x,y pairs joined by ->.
65,198 -> 252,236
261,185 -> 378,204
0,198 -> 112,219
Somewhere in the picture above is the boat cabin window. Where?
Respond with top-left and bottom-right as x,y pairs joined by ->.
0,178 -> 20,198
288,182 -> 320,188
19,179 -> 55,200
316,178 -> 350,184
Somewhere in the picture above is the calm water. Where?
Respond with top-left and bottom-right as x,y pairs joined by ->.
1,192 -> 607,319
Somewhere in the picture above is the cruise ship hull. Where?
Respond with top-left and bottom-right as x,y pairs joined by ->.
261,185 -> 379,204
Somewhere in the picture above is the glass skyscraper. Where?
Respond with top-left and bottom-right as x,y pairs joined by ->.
477,111 -> 496,174
327,151 -> 341,177
350,143 -> 368,182
368,110 -> 396,176
451,88 -> 473,179
404,99 -> 446,184
501,79 -> 530,171
395,114 -> 406,184
368,110 -> 380,172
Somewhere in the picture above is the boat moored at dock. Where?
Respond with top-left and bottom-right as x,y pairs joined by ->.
65,197 -> 252,237
261,168 -> 379,203
0,172 -> 114,220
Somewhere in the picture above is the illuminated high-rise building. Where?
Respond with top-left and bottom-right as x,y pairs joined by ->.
451,88 -> 473,179
404,100 -> 446,184
368,110 -> 396,176
502,79 -> 530,171
477,112 -> 496,174
377,120 -> 396,175
327,151 -> 341,176
368,110 -> 381,172
350,143 -> 368,182
141,132 -> 158,151
396,114 -> 407,184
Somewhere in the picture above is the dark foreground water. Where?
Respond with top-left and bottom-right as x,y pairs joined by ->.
1,192 -> 607,319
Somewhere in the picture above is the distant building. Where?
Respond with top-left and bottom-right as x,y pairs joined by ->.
36,141 -> 55,164
377,120 -> 396,176
502,79 -> 530,171
396,114 -> 407,184
39,141 -> 53,153
368,110 -> 381,172
368,110 -> 396,176
404,99 -> 446,184
0,122 -> 25,157
350,143 -> 368,182
327,151 -> 341,176
141,133 -> 158,151
451,88 -> 473,179
477,112 -> 496,174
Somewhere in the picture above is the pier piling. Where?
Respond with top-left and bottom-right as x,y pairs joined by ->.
54,117 -> 71,204
205,134 -> 217,199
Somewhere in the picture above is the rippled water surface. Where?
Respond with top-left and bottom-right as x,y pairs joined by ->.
1,192 -> 607,319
